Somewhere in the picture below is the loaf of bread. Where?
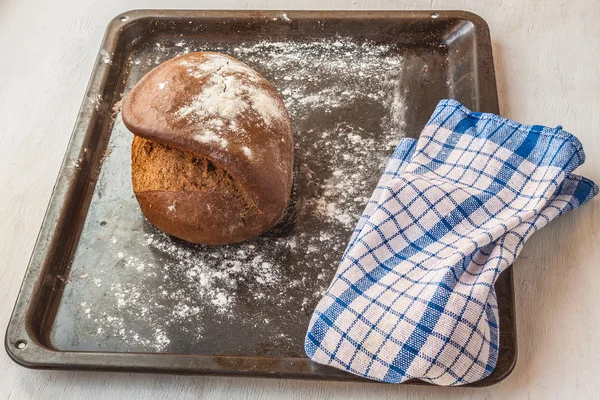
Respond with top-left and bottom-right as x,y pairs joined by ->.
122,52 -> 294,245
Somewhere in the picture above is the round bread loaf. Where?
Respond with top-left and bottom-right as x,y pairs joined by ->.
122,52 -> 294,245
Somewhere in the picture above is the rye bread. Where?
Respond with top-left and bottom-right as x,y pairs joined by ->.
122,52 -> 294,244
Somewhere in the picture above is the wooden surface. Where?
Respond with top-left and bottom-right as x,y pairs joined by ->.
1,0 -> 598,398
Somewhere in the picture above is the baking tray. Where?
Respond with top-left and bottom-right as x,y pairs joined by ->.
6,10 -> 516,386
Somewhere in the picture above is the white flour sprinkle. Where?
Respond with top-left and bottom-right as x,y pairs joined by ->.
194,131 -> 228,148
154,328 -> 171,350
100,49 -> 113,65
90,93 -> 102,111
178,75 -> 243,119
181,53 -> 260,81
67,36 -> 405,354
241,146 -> 253,158
233,39 -> 404,117
211,292 -> 230,308
232,38 -> 405,229
177,53 -> 285,128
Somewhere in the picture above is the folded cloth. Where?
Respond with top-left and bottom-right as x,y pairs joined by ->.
305,99 -> 598,386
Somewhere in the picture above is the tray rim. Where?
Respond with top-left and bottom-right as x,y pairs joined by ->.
5,9 -> 516,387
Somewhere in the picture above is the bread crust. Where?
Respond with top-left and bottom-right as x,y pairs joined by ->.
122,52 -> 294,244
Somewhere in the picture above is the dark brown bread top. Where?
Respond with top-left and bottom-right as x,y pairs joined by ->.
122,52 -> 294,226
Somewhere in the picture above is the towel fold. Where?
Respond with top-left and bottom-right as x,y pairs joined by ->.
305,99 -> 598,386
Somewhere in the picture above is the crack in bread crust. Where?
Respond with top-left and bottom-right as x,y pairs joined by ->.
131,135 -> 259,218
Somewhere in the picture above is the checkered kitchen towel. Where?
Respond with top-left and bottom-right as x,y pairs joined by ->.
305,99 -> 597,386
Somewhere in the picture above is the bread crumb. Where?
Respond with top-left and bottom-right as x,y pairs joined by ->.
112,96 -> 126,114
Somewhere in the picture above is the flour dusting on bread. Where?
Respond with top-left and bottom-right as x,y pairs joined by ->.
194,131 -> 228,148
176,53 -> 287,129
180,53 -> 261,83
241,146 -> 253,158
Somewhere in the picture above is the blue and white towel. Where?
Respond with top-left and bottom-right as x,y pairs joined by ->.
305,99 -> 597,386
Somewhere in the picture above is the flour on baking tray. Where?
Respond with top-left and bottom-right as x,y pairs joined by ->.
76,37 -> 405,352
232,39 -> 405,229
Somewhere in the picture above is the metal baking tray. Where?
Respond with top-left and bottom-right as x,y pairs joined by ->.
6,10 -> 516,386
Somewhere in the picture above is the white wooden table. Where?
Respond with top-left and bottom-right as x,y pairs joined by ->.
1,0 -> 598,398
